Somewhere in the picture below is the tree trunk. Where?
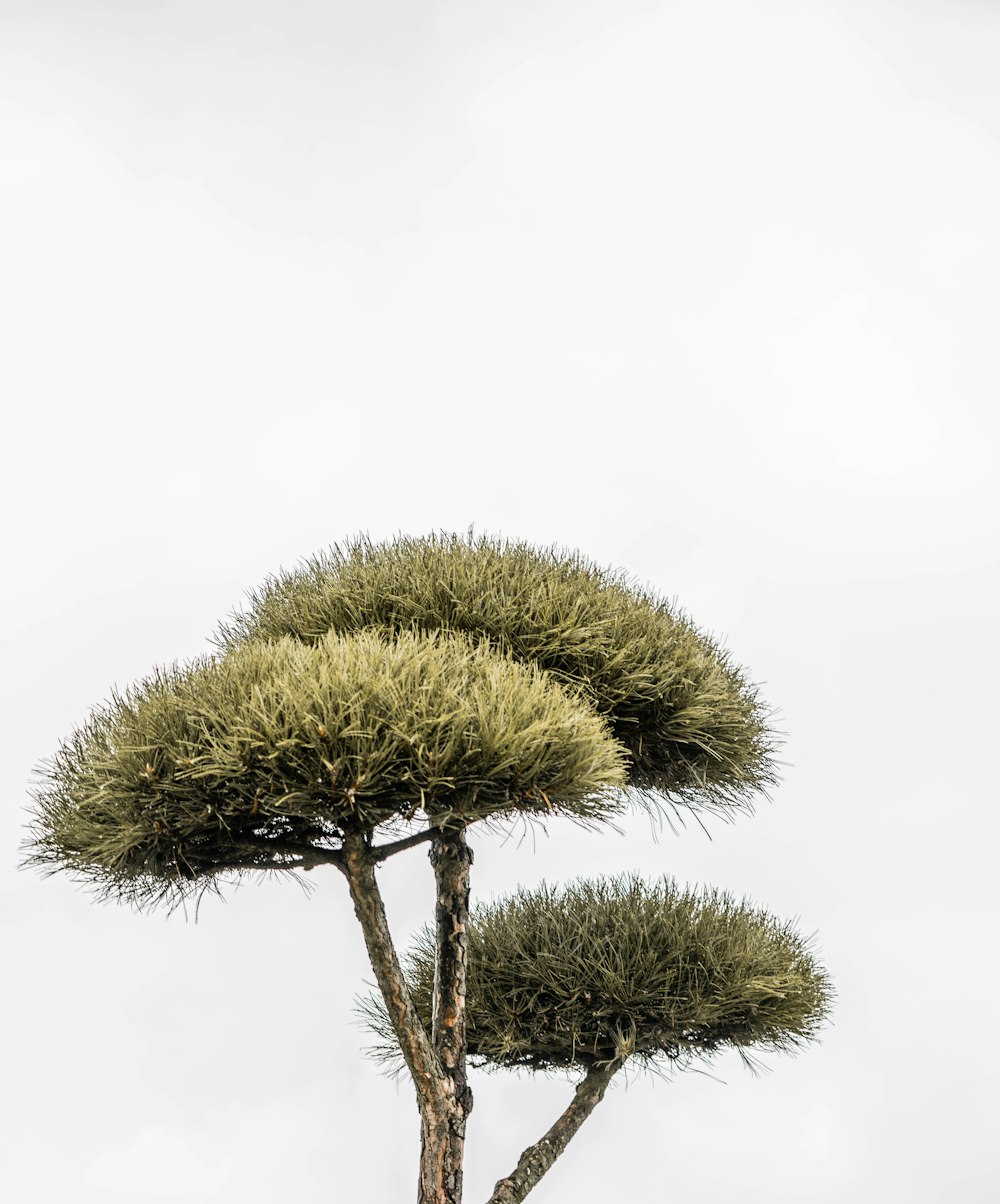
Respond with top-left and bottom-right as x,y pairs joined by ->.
419,825 -> 474,1204
418,1099 -> 467,1204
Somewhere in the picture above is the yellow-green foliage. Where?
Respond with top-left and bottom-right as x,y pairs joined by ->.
215,532 -> 778,811
25,630 -> 626,906
375,875 -> 830,1073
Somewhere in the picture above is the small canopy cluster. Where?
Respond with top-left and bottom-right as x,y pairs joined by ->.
376,875 -> 830,1073
25,629 -> 626,905
214,532 -> 778,810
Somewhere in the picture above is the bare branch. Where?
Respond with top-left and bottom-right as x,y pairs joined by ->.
338,830 -> 444,1113
485,1060 -> 622,1204
370,827 -> 437,863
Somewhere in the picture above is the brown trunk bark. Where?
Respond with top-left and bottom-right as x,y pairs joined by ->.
486,1060 -> 621,1204
418,825 -> 474,1204
339,825 -> 474,1204
418,1099 -> 467,1204
339,831 -> 441,1112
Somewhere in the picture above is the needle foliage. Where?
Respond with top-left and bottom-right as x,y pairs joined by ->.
368,875 -> 830,1074
24,629 -> 626,908
22,533 -> 827,1204
213,532 -> 779,813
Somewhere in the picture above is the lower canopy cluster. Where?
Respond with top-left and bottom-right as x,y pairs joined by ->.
366,875 -> 830,1075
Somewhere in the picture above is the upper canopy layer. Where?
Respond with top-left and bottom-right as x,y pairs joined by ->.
214,532 -> 779,812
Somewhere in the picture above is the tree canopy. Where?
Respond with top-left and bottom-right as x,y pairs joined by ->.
213,531 -> 778,810
371,875 -> 830,1074
25,628 -> 626,908
22,531 -> 827,1204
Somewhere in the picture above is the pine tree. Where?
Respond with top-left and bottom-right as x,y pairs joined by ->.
23,533 -> 830,1204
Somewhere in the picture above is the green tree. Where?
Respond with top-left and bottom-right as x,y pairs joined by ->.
23,533 -> 830,1204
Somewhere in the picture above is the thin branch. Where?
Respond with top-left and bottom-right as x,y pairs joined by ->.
370,827 -> 438,863
485,1060 -> 623,1204
338,830 -> 444,1113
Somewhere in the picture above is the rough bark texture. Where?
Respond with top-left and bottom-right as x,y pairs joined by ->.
418,826 -> 474,1204
341,827 -> 474,1203
430,827 -> 473,1105
339,831 -> 441,1112
486,1061 -> 621,1204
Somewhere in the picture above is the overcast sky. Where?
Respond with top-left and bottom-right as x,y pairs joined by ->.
3,1 -> 998,1200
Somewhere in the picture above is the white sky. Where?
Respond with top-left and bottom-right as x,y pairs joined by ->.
2,1 -> 998,1200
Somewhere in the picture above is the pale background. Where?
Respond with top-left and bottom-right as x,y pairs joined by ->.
2,1 -> 998,1200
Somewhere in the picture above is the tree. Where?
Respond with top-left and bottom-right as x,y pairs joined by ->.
23,532 -> 830,1204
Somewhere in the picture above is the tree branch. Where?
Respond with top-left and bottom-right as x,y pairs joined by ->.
338,830 -> 444,1113
485,1060 -> 622,1204
370,827 -> 438,863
